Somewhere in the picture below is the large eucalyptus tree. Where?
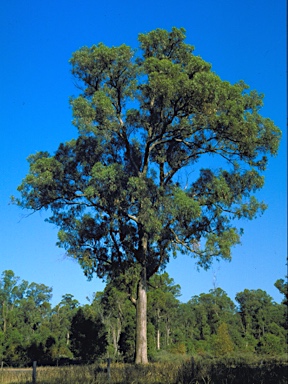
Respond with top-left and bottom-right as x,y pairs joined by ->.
14,28 -> 281,363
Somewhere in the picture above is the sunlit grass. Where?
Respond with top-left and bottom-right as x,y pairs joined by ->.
0,363 -> 181,384
1,356 -> 287,384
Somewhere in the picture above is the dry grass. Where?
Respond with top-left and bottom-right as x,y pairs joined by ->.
1,357 -> 287,384
0,362 -> 181,384
0,368 -> 31,384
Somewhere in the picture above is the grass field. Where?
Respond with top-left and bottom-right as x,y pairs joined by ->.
1,363 -> 179,384
0,356 -> 287,384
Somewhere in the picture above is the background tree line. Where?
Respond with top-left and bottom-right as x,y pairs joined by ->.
0,270 -> 286,367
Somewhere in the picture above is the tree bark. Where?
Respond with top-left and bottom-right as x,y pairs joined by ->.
135,268 -> 148,364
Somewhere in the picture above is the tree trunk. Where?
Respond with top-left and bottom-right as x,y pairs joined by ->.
112,319 -> 121,357
166,324 -> 170,346
157,328 -> 160,350
135,269 -> 148,364
156,308 -> 161,350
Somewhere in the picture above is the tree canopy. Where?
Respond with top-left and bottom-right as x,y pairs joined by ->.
13,27 -> 281,363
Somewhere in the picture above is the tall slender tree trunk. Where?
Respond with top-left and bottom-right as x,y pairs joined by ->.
166,324 -> 170,346
157,328 -> 160,350
135,268 -> 148,364
112,319 -> 121,356
156,308 -> 161,350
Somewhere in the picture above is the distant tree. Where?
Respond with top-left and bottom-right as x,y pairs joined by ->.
70,307 -> 107,363
147,273 -> 181,351
274,278 -> 288,306
17,282 -> 52,337
272,277 -> 288,348
0,271 -> 28,365
235,288 -> 287,355
118,312 -> 136,363
93,282 -> 134,359
0,271 -> 53,366
50,294 -> 79,362
13,282 -> 52,365
236,289 -> 273,339
212,322 -> 234,356
194,288 -> 236,335
187,289 -> 234,339
0,271 -> 23,335
176,302 -> 199,353
13,27 -> 281,363
26,336 -> 56,366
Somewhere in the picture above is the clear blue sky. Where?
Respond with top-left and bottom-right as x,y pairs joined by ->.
1,0 -> 286,306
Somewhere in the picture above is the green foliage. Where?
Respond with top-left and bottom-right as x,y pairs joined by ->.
118,322 -> 136,363
0,270 -> 54,366
147,322 -> 157,359
49,294 -> 79,362
257,333 -> 286,355
147,273 -> 181,351
275,278 -> 288,306
212,323 -> 234,356
14,27 -> 281,282
236,288 -> 276,340
0,270 -> 288,367
93,281 -> 135,360
70,307 -> 107,364
13,27 -> 281,362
